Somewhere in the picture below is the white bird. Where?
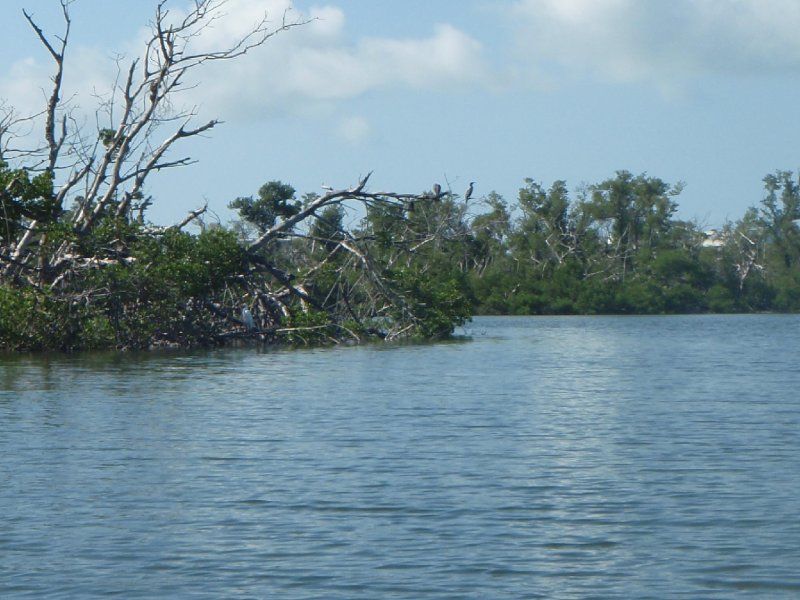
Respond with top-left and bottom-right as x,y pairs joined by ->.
241,306 -> 255,331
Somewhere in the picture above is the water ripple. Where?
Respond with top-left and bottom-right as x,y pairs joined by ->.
2,315 -> 800,598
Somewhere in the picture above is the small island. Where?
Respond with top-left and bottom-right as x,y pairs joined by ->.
2,2 -> 798,352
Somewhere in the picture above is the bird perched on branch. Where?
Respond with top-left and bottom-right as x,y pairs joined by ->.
241,306 -> 255,331
432,183 -> 442,199
464,181 -> 475,201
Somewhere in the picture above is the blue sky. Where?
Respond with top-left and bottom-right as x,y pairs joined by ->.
2,0 -> 800,228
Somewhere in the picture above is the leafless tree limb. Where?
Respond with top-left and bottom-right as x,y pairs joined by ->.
4,0 -> 309,279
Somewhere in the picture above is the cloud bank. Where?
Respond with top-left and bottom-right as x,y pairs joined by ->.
1,0 -> 492,136
509,0 -> 800,86
191,0 -> 493,118
5,0 -> 800,131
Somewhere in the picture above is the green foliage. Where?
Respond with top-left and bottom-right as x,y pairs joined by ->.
0,161 -> 57,243
98,128 -> 116,147
0,285 -> 114,351
229,180 -> 300,233
468,171 -> 800,316
282,309 -> 335,345
589,171 -> 679,254
7,166 -> 800,354
760,172 -> 800,311
388,266 -> 473,338
137,227 -> 246,298
83,227 -> 246,348
2,225 -> 247,351
706,284 -> 739,313
310,204 -> 345,248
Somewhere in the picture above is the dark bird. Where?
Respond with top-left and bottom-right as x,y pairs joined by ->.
464,181 -> 475,202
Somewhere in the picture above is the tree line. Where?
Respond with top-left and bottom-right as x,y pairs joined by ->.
459,170 -> 800,315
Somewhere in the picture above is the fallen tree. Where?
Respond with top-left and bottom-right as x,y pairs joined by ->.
0,1 -> 473,351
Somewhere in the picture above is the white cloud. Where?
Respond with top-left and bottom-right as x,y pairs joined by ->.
0,46 -> 126,146
185,1 -> 494,118
509,0 -> 800,86
1,0 -> 493,127
336,115 -> 370,144
1,58 -> 50,113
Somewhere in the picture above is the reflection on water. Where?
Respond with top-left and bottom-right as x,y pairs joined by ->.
2,315 -> 800,598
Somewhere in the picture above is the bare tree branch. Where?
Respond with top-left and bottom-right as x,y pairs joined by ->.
4,0 -> 309,277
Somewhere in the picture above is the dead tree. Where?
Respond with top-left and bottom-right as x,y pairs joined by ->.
2,0 -> 306,282
239,172 -> 471,341
1,2 -> 472,348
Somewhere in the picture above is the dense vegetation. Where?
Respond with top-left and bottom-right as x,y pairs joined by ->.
4,163 -> 799,352
2,2 -> 799,352
0,1 -> 474,351
0,163 -> 476,351
464,170 -> 800,315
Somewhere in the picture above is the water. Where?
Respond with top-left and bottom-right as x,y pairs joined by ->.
2,314 -> 799,599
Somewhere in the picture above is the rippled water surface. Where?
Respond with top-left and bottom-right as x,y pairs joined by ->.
2,314 -> 800,598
